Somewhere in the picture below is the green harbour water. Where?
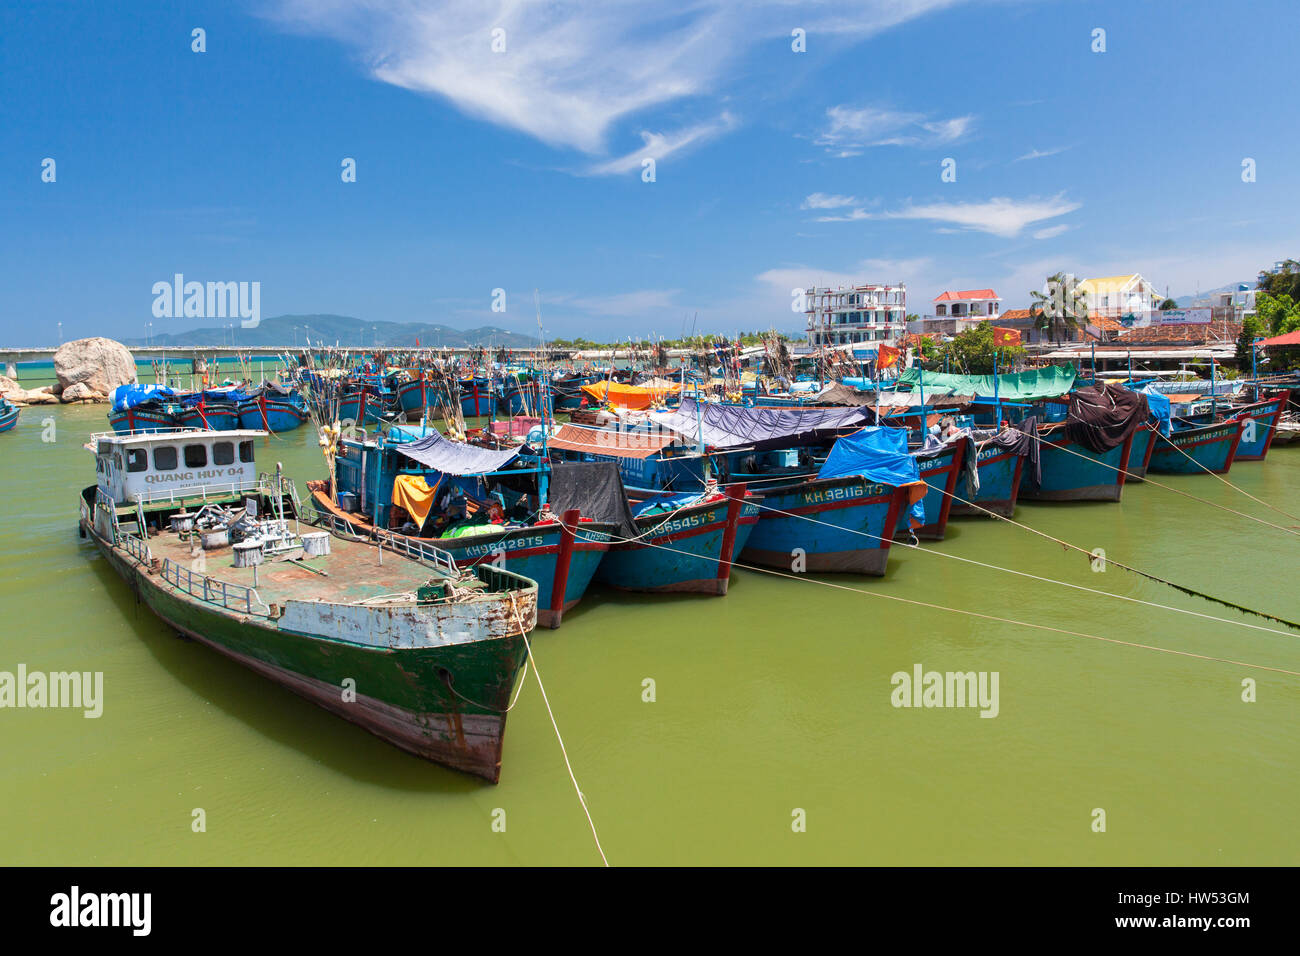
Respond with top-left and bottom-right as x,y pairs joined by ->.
2,388 -> 1299,865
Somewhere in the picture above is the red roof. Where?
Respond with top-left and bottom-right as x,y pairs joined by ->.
934,288 -> 998,302
1259,329 -> 1300,347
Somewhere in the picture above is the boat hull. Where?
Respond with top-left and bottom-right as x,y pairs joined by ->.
949,443 -> 1024,518
108,406 -> 176,434
1020,429 -> 1134,502
1124,423 -> 1159,481
897,438 -> 966,540
0,404 -> 17,433
238,397 -> 309,432
741,476 -> 909,576
1232,392 -> 1288,461
459,379 -> 494,418
596,489 -> 758,594
1148,419 -> 1244,475
177,404 -> 241,431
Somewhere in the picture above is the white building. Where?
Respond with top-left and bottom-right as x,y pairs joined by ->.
1075,274 -> 1162,319
932,288 -> 1001,319
804,283 -> 907,347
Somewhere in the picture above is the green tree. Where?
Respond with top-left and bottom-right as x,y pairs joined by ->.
1029,272 -> 1087,343
1158,298 -> 1178,310
936,322 -> 1027,374
1255,291 -> 1300,336
1257,259 -> 1300,301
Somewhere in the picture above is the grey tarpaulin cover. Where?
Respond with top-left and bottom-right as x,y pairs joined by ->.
390,430 -> 522,476
975,418 -> 1041,488
1065,383 -> 1150,454
547,461 -> 638,538
651,397 -> 872,451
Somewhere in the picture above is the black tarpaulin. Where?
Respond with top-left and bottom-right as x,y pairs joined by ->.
974,418 -> 1041,488
1065,383 -> 1150,454
547,461 -> 638,538
651,397 -> 872,451
390,430 -> 522,476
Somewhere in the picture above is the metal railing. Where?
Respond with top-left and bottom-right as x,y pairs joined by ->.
119,529 -> 153,564
159,558 -> 269,616
304,503 -> 460,575
132,478 -> 263,506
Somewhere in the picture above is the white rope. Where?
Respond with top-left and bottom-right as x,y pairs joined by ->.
563,522 -> 1300,679
508,594 -> 609,867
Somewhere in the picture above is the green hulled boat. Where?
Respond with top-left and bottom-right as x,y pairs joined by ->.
79,427 -> 538,782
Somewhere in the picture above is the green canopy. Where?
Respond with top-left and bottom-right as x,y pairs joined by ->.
896,364 -> 1077,400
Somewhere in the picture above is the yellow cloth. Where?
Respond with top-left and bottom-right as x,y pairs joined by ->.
580,380 -> 681,410
391,474 -> 436,526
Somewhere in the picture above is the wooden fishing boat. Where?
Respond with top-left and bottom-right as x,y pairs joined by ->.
948,435 -> 1025,518
238,386 -> 310,432
80,428 -> 538,782
596,486 -> 758,594
108,400 -> 178,434
310,428 -> 612,629
897,437 -> 967,540
1122,422 -> 1160,481
740,474 -> 913,575
395,374 -> 435,417
1020,423 -> 1136,502
177,399 -> 241,431
0,396 -> 18,433
459,378 -> 494,418
1147,417 -> 1245,475
338,386 -> 390,426
1229,391 -> 1289,461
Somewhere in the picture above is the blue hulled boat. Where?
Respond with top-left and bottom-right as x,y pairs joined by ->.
1228,391 -> 1290,461
0,396 -> 18,433
238,386 -> 309,432
308,426 -> 612,629
107,384 -> 180,434
1147,418 -> 1245,475
898,436 -> 968,540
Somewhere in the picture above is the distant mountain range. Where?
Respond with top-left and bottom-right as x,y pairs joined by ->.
123,314 -> 539,348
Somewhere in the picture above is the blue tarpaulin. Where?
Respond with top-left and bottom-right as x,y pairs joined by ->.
1141,385 -> 1172,435
818,427 -> 927,524
110,384 -> 176,412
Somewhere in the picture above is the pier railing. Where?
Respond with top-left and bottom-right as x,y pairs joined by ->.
159,558 -> 269,617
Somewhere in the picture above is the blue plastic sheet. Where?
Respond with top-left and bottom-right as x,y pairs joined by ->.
818,427 -> 926,524
1141,385 -> 1171,435
110,384 -> 176,412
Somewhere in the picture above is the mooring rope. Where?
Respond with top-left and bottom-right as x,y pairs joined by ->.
1151,427 -> 1300,521
508,594 -> 609,867
1021,429 -> 1299,535
563,522 -> 1300,679
741,491 -> 1300,633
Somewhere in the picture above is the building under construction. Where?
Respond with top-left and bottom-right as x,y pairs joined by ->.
803,283 -> 907,347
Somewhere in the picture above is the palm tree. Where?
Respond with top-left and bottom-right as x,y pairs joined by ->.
1030,272 -> 1088,344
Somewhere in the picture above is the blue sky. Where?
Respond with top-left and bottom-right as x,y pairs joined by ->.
2,0 -> 1297,344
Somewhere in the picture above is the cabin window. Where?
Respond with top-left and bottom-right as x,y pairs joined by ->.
153,446 -> 178,471
213,442 -> 234,466
113,453 -> 123,471
239,440 -> 254,463
184,444 -> 207,468
126,448 -> 148,473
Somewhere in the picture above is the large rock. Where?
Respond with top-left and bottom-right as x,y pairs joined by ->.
53,337 -> 136,399
61,382 -> 103,403
0,376 -> 58,406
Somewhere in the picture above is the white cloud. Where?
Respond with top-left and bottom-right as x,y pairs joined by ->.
1033,224 -> 1070,240
883,195 -> 1081,238
815,104 -> 976,152
265,1 -> 966,163
802,192 -> 859,210
583,113 -> 737,176
1015,146 -> 1071,162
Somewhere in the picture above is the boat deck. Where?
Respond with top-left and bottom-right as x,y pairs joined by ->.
137,525 -> 467,608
